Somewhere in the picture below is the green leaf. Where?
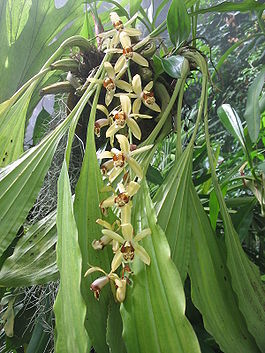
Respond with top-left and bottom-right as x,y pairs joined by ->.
154,145 -> 193,282
107,301 -> 127,353
188,184 -> 261,353
161,55 -> 186,78
207,147 -> 265,351
73,86 -> 112,353
0,0 -> 84,102
217,104 -> 246,149
167,0 -> 191,47
191,0 -> 265,15
54,161 -> 89,353
0,210 -> 58,287
232,199 -> 256,243
121,181 -> 201,353
129,0 -> 142,16
146,165 -> 163,185
80,8 -> 95,41
244,68 -> 265,143
0,115 -> 71,259
209,186 -> 227,231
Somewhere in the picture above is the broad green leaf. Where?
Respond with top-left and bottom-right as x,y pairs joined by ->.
6,0 -> 32,45
217,104 -> 246,149
232,198 -> 256,243
27,294 -> 52,353
209,186 -> 227,231
73,86 -> 113,353
185,0 -> 199,8
167,0 -> 191,47
107,301 -> 127,353
202,144 -> 220,194
0,64 -> 96,259
0,85 -> 35,167
154,145 -> 193,282
0,210 -> 57,287
191,0 -> 265,15
259,93 -> 265,113
206,136 -> 265,351
129,0 -> 142,16
80,8 -> 95,41
244,68 -> 265,143
188,184 -> 260,353
121,181 -> 201,353
161,55 -> 186,78
54,161 -> 89,353
0,115 -> 70,259
146,165 -> 163,185
0,0 -> 84,101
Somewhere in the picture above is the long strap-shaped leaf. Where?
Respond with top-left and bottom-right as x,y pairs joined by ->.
204,99 -> 265,350
121,181 -> 201,353
0,210 -> 58,287
154,144 -> 193,282
73,86 -> 113,353
54,161 -> 89,353
0,115 -> 70,258
188,183 -> 260,353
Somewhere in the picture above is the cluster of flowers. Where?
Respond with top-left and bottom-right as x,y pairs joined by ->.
85,12 -> 161,303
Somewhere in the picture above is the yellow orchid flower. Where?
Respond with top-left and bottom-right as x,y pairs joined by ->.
85,266 -> 126,302
130,74 -> 161,113
106,32 -> 149,73
101,223 -> 151,271
99,12 -> 142,47
99,134 -> 153,182
100,181 -> 140,224
92,219 -> 120,251
106,95 -> 152,141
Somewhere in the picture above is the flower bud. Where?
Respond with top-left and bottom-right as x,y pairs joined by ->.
90,276 -> 109,300
115,279 -> 127,302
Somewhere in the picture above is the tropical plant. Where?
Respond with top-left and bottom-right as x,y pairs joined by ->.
0,1 -> 265,353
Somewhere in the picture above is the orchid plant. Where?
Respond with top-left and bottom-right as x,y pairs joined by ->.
0,2 -> 264,353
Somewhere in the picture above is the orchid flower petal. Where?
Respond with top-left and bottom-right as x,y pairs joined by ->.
114,55 -> 126,73
97,104 -> 109,117
111,251 -> 123,272
106,123 -> 122,138
84,266 -> 107,277
132,98 -> 142,114
115,80 -> 132,92
116,134 -> 130,154
127,181 -> 140,196
120,32 -> 132,48
100,195 -> 115,208
127,157 -> 143,179
134,244 -> 150,265
132,74 -> 142,95
104,62 -> 115,79
130,145 -> 153,156
134,228 -> 151,242
144,81 -> 153,91
120,203 -> 132,224
132,52 -> 149,67
96,219 -> 112,230
102,229 -> 124,243
143,101 -> 161,112
120,95 -> 131,115
124,28 -> 142,36
109,168 -> 123,183
99,151 -> 114,159
121,223 -> 133,241
105,89 -> 115,106
126,117 -> 141,140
